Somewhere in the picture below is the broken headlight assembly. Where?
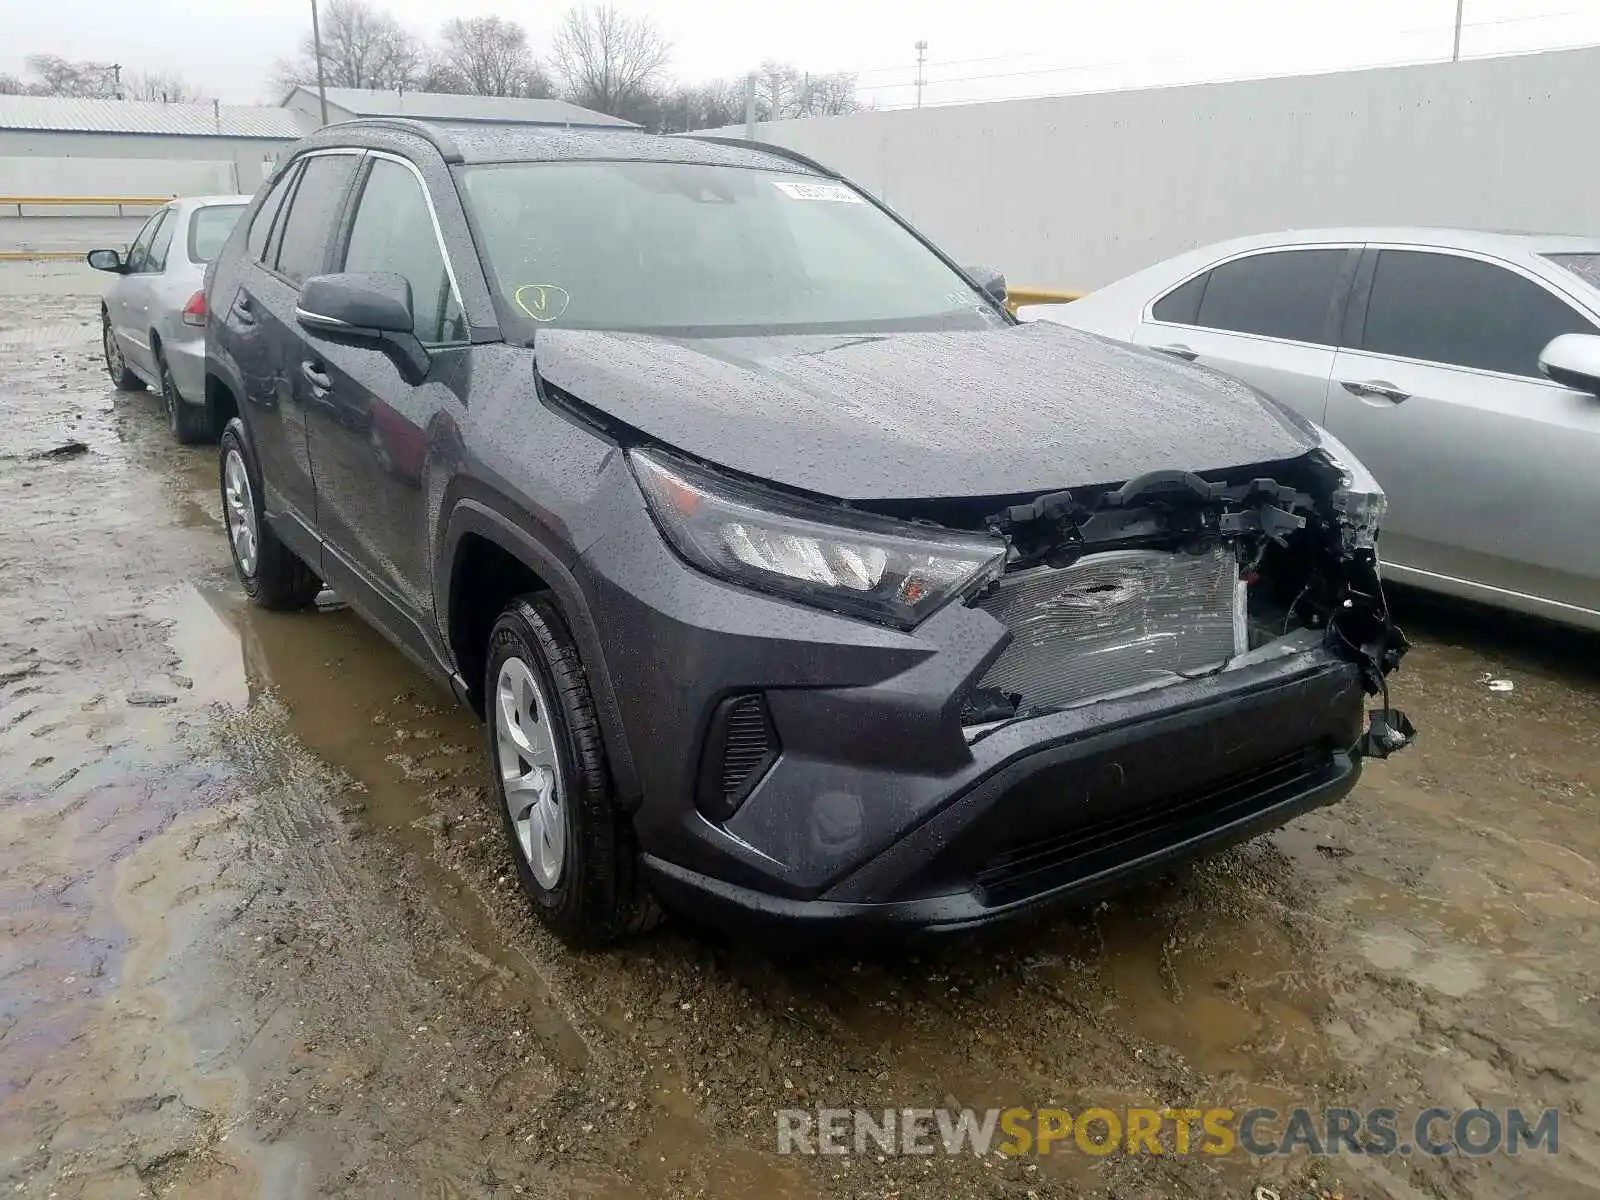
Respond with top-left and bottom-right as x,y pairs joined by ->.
630,448 -> 1008,629
1310,423 -> 1387,549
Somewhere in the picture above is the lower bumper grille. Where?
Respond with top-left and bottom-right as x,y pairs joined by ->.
973,748 -> 1334,906
973,546 -> 1244,710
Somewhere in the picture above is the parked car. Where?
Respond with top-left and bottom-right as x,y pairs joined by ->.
88,195 -> 251,442
207,121 -> 1411,945
1020,229 -> 1600,630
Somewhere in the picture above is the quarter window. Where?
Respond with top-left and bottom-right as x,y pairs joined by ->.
1184,249 -> 1348,344
1359,250 -> 1595,378
341,157 -> 464,344
273,154 -> 360,286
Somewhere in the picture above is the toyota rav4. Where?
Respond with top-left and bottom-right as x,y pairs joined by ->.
206,119 -> 1412,945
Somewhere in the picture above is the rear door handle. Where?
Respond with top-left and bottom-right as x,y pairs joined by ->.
300,361 -> 332,392
1152,343 -> 1198,361
232,296 -> 257,327
1340,379 -> 1409,403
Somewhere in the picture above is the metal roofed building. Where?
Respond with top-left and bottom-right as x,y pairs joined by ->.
0,95 -> 305,198
281,86 -> 638,131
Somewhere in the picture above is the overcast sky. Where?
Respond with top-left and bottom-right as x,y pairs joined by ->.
5,0 -> 1599,107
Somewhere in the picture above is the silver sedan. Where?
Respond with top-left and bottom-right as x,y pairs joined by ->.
89,195 -> 250,443
1021,228 -> 1600,631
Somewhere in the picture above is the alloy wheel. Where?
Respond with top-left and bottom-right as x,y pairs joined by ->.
495,656 -> 566,889
222,448 -> 259,577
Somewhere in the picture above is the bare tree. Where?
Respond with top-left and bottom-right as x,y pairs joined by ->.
123,70 -> 203,103
437,16 -> 552,97
550,5 -> 669,121
22,54 -> 120,98
657,79 -> 744,133
272,0 -> 423,93
0,74 -> 26,96
753,60 -> 862,121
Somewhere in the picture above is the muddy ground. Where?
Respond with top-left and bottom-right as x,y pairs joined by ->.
2,261 -> 1598,1200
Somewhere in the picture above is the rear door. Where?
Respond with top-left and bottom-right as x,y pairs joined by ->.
226,151 -> 362,550
1324,246 -> 1600,615
1132,245 -> 1358,423
303,152 -> 469,627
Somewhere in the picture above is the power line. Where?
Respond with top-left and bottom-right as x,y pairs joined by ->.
842,7 -> 1593,94
844,8 -> 1593,94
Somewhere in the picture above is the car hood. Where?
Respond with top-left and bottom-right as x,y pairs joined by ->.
533,322 -> 1316,501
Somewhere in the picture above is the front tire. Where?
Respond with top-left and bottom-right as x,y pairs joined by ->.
159,351 -> 212,444
486,594 -> 659,946
219,419 -> 322,610
102,311 -> 143,391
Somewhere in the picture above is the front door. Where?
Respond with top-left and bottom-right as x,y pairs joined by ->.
108,208 -> 169,377
1323,247 -> 1600,617
301,153 -> 469,629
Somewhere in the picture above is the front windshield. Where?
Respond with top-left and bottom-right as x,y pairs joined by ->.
458,160 -> 1004,336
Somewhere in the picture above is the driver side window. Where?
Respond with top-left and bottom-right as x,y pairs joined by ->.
125,210 -> 167,273
341,157 -> 465,346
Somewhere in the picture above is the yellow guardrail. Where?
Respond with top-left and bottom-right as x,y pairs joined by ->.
1006,287 -> 1084,314
2,195 -> 172,217
0,250 -> 88,262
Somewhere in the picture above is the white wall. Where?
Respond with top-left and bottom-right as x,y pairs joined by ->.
712,46 -> 1600,291
0,132 -> 292,213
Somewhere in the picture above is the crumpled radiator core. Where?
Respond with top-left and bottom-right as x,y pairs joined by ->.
973,546 -> 1246,710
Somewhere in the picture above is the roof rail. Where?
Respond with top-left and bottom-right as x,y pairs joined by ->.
686,135 -> 838,180
324,117 -> 464,164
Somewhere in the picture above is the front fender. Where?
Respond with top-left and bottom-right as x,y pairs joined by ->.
438,497 -> 641,804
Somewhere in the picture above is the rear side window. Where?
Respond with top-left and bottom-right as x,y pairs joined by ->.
190,204 -> 246,264
272,154 -> 360,286
247,165 -> 299,261
1359,250 -> 1595,378
341,158 -> 464,345
1189,249 -> 1347,344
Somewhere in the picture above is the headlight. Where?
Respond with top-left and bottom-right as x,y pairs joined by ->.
1311,424 -> 1386,549
630,449 -> 1007,629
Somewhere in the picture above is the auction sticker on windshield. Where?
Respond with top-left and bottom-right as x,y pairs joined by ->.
772,180 -> 864,203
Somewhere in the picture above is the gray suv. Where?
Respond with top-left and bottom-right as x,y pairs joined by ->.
206,119 -> 1412,945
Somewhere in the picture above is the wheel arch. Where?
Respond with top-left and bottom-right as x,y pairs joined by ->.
439,499 -> 640,805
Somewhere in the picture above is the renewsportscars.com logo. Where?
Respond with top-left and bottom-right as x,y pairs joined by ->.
775,1106 -> 1560,1158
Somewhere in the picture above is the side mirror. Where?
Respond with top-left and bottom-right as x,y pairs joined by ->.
296,272 -> 428,383
965,264 -> 1007,306
1539,333 -> 1600,395
87,248 -> 124,273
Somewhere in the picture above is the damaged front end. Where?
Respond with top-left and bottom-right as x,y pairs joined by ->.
962,429 -> 1414,759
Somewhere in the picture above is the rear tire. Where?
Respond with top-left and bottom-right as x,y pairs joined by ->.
102,311 -> 143,391
159,351 -> 212,444
219,419 -> 322,610
486,593 -> 660,946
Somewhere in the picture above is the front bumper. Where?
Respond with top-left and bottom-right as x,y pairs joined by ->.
642,664 -> 1361,936
575,463 -> 1375,934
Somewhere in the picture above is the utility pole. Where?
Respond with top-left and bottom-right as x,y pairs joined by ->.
914,40 -> 928,109
744,71 -> 757,140
1452,0 -> 1465,62
310,0 -> 330,126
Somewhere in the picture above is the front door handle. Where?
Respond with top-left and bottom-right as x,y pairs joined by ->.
1341,379 -> 1409,403
1152,343 -> 1198,361
300,361 -> 332,392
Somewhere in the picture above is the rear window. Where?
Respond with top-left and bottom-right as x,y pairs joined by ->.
188,204 -> 246,263
1546,253 -> 1600,292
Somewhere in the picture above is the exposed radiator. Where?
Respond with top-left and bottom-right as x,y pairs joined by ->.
973,546 -> 1245,710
